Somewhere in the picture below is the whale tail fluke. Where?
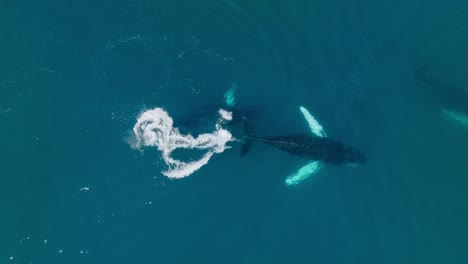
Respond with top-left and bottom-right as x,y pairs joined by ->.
240,116 -> 256,158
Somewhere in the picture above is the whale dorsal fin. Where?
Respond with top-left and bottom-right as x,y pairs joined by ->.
299,106 -> 327,138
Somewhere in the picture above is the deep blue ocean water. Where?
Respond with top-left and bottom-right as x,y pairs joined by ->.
1,0 -> 468,263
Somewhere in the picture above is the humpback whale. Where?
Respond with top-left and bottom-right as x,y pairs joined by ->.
241,106 -> 365,185
242,133 -> 365,165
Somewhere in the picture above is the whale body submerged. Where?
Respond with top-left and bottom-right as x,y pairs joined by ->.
245,134 -> 366,165
240,107 -> 365,186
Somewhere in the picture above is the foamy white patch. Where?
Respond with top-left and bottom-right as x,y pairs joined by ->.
441,108 -> 468,129
218,108 -> 233,122
132,107 -> 233,178
299,106 -> 327,137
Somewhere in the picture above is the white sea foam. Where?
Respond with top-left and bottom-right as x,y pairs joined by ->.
132,107 -> 234,178
218,108 -> 233,122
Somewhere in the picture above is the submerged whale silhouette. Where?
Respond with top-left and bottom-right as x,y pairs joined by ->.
241,120 -> 365,165
243,134 -> 366,165
240,107 -> 365,185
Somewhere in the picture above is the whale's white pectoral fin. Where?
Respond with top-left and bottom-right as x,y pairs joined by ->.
224,83 -> 238,108
441,108 -> 468,129
285,161 -> 322,186
299,106 -> 327,137
285,106 -> 325,186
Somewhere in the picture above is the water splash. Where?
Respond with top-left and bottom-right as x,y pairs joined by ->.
131,107 -> 234,178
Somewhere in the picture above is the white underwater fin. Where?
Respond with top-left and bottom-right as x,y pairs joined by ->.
299,106 -> 327,137
285,106 -> 326,186
285,161 -> 322,186
223,83 -> 238,108
441,108 -> 468,129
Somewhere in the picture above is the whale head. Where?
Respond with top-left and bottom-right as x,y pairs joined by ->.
344,147 -> 366,167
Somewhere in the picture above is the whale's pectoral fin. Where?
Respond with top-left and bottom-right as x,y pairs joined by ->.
285,161 -> 322,186
224,83 -> 238,108
441,108 -> 468,128
299,106 -> 327,137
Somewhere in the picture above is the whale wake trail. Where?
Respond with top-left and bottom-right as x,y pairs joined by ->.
131,108 -> 234,179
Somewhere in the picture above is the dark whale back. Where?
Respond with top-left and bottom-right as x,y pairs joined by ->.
258,134 -> 365,165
